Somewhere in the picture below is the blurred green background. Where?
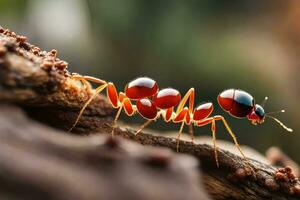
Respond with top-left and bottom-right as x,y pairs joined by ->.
1,0 -> 299,162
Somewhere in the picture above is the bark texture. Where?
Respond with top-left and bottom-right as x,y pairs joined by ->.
0,26 -> 299,200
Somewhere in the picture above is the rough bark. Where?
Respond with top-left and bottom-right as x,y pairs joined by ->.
0,26 -> 299,200
0,105 -> 210,200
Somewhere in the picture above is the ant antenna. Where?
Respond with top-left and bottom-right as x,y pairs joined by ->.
261,97 -> 268,108
265,115 -> 293,132
266,109 -> 285,115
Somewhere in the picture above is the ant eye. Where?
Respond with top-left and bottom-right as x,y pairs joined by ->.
255,104 -> 265,119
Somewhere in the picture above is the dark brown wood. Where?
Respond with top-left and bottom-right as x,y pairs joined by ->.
0,25 -> 299,200
0,105 -> 209,200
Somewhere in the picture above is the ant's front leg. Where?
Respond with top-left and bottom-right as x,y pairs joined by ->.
214,115 -> 247,159
71,74 -> 107,85
196,115 -> 249,167
68,74 -> 108,132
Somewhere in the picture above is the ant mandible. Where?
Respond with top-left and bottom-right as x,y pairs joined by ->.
69,75 -> 292,167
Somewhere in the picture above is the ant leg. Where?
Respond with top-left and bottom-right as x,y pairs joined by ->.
111,95 -> 137,136
196,116 -> 252,168
122,97 -> 136,116
107,82 -> 119,108
261,96 -> 268,108
68,83 -> 107,132
136,120 -> 152,135
176,121 -> 185,152
111,105 -> 123,137
170,88 -> 195,148
172,107 -> 189,152
68,74 -> 107,132
211,119 -> 219,167
217,115 -> 255,172
214,115 -> 247,159
173,88 -> 195,144
106,83 -> 128,136
189,124 -> 194,143
81,79 -> 92,90
69,74 -> 109,131
173,107 -> 191,151
196,117 -> 219,166
71,74 -> 107,85
176,88 -> 195,114
163,107 -> 173,122
136,110 -> 163,135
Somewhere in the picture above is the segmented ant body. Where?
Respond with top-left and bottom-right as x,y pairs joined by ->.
70,75 -> 292,167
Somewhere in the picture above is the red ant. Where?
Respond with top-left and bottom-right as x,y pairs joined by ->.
69,75 -> 292,167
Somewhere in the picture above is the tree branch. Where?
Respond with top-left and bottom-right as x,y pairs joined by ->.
0,26 -> 299,200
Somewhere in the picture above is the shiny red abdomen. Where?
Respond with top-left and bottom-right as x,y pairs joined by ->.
193,103 -> 213,121
125,77 -> 158,100
218,89 -> 254,118
153,88 -> 181,109
136,98 -> 157,119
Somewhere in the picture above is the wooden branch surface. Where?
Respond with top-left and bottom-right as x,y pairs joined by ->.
0,26 -> 299,200
0,105 -> 210,200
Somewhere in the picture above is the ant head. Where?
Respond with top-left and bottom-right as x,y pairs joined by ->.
247,97 -> 293,132
247,104 -> 265,125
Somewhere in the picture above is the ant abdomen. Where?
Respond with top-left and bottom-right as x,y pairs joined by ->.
193,103 -> 214,121
136,98 -> 158,119
153,88 -> 181,109
125,77 -> 158,100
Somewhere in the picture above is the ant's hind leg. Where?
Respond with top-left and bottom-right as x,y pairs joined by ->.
71,74 -> 107,85
80,79 -> 92,90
